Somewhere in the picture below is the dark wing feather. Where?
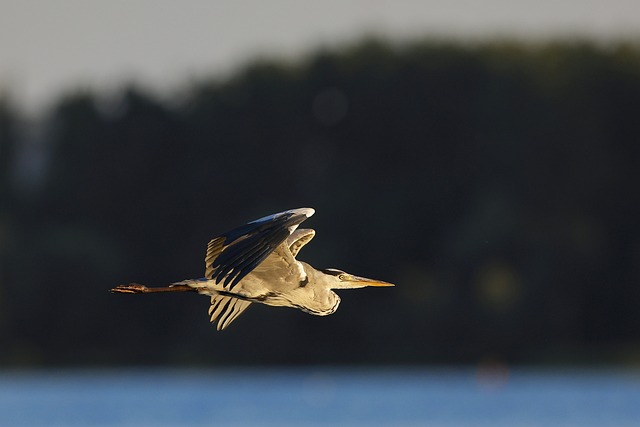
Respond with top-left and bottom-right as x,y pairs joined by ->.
204,208 -> 314,289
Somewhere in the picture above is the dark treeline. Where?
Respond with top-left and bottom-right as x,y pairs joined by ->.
1,39 -> 639,367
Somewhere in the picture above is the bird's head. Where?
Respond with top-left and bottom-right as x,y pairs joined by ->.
319,268 -> 395,289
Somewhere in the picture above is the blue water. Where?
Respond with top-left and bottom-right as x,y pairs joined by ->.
1,368 -> 639,426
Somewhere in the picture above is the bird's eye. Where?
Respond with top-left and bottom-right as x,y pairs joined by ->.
338,274 -> 348,281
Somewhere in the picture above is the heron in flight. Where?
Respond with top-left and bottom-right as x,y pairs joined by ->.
111,208 -> 394,330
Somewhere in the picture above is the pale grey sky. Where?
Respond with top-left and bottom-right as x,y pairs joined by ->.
1,0 -> 639,114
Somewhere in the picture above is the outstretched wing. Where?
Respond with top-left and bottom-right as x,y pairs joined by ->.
209,294 -> 252,331
204,208 -> 315,289
208,229 -> 313,331
286,229 -> 316,258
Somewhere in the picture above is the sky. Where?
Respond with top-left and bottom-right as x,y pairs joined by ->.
1,0 -> 639,114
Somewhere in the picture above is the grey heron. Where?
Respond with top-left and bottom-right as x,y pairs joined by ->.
111,208 -> 394,330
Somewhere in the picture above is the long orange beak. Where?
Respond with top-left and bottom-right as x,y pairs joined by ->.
352,276 -> 395,287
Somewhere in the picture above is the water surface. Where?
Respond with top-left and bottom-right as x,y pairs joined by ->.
1,368 -> 639,426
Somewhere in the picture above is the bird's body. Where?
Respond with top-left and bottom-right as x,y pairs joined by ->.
111,208 -> 393,330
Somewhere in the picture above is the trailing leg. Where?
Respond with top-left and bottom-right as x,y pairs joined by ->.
110,283 -> 196,294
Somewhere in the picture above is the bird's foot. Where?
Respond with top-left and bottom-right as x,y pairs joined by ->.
110,283 -> 149,294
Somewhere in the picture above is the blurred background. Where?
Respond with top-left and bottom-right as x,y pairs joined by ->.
1,1 -> 640,426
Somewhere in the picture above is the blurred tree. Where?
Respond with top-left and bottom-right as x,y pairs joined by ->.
2,40 -> 640,366
0,97 -> 15,350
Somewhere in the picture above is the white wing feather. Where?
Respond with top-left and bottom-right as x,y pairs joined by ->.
209,295 -> 251,330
